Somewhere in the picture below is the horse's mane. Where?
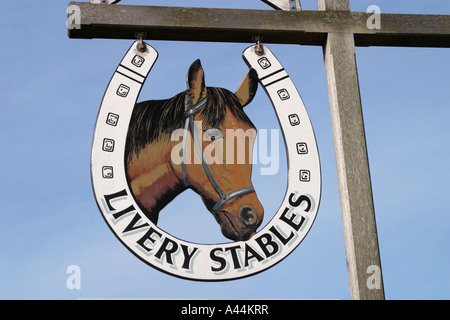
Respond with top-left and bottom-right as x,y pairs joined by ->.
125,87 -> 254,161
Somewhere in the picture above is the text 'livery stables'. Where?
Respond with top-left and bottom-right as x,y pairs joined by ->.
91,41 -> 321,281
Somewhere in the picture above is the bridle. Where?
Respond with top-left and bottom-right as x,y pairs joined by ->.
180,94 -> 255,213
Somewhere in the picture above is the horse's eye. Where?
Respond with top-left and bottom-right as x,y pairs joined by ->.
204,128 -> 223,142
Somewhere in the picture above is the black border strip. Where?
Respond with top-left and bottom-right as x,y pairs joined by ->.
259,68 -> 285,82
263,75 -> 290,87
115,70 -> 143,84
119,63 -> 146,79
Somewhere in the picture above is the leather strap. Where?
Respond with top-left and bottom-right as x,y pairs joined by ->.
181,95 -> 255,213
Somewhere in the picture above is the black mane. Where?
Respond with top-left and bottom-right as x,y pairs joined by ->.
125,87 -> 254,162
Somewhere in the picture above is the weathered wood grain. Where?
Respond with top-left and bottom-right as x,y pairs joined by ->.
68,2 -> 450,47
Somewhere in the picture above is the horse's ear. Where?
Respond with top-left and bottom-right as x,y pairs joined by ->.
186,59 -> 207,104
235,68 -> 258,108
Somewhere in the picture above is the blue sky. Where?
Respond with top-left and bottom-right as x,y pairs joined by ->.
0,0 -> 448,299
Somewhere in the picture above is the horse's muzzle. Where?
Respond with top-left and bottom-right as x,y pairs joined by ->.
214,202 -> 263,241
240,205 -> 258,227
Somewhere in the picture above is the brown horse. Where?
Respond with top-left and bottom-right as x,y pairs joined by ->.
125,60 -> 263,241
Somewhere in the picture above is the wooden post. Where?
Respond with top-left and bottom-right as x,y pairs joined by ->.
319,0 -> 385,300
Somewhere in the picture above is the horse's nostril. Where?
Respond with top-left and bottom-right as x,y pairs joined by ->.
240,206 -> 257,226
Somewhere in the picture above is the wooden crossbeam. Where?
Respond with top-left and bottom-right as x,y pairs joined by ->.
68,2 -> 450,48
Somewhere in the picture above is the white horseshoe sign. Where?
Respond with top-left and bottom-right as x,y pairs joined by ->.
91,41 -> 321,281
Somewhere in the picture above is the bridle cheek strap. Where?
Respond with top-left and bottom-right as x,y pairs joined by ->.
181,95 -> 255,213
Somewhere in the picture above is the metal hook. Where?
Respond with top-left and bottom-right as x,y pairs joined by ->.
254,35 -> 264,56
136,31 -> 147,52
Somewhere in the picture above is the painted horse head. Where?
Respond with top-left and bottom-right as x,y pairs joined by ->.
125,60 -> 263,241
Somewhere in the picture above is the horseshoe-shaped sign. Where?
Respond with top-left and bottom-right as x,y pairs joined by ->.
91,41 -> 321,281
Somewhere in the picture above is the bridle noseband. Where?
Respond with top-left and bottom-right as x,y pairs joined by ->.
181,95 -> 255,213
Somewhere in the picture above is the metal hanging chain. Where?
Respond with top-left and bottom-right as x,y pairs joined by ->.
89,0 -> 121,4
261,0 -> 301,11
91,1 -> 301,10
